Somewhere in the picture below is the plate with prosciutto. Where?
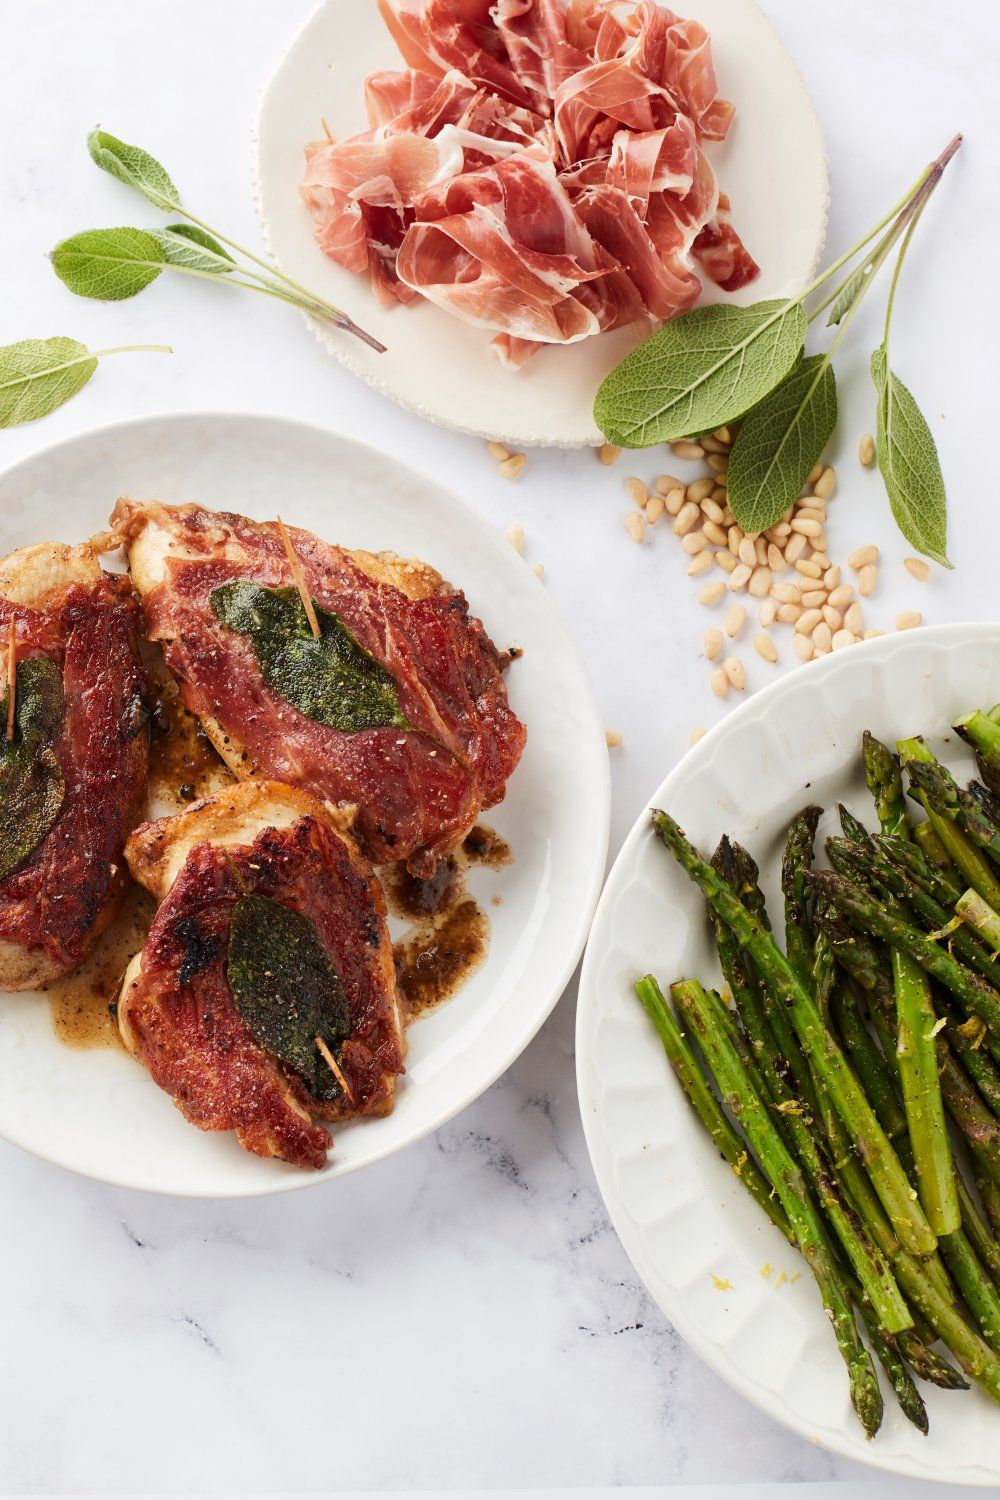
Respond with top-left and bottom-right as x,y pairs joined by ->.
255,0 -> 828,446
0,411 -> 608,1196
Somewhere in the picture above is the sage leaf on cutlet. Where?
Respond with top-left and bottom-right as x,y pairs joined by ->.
871,346 -> 950,568
0,656 -> 66,883
594,300 -> 807,448
87,127 -> 181,212
52,226 -> 166,301
727,355 -> 838,535
227,892 -> 352,1101
154,224 -> 234,275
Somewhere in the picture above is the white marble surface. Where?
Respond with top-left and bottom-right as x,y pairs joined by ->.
0,0 -> 997,1492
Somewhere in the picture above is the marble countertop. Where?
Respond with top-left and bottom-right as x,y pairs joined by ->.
0,0 -> 996,1491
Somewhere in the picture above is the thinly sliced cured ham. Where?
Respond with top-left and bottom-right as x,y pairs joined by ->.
303,0 -> 759,359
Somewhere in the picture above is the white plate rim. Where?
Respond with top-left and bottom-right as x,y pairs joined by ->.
0,408 -> 611,1198
576,621 -> 1000,1485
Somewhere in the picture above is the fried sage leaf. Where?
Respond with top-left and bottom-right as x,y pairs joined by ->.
0,656 -> 66,883
227,892 -> 351,1101
871,346 -> 950,568
210,581 -> 408,733
727,355 -> 838,535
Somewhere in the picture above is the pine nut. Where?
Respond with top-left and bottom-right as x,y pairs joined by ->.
738,537 -> 757,568
687,477 -> 715,503
796,609 -> 823,634
793,634 -> 814,663
807,462 -> 824,484
714,427 -> 732,445
682,531 -> 709,555
822,606 -> 842,631
499,454 -> 526,480
769,522 -> 792,541
814,466 -> 837,500
812,554 -> 831,574
729,563 -> 752,591
710,668 -> 729,698
656,475 -> 683,496
831,629 -> 856,652
626,476 -> 648,506
704,628 -> 724,660
791,518 -> 823,537
754,633 -> 778,663
814,533 -> 829,554
777,603 -> 802,624
605,728 -> 623,747
691,726 -> 707,745
905,557 -> 931,582
749,567 -> 773,598
506,523 -> 525,553
723,656 -> 746,690
665,486 -> 686,515
598,443 -> 622,465
704,520 -> 729,546
726,605 -> 746,638
795,507 -> 826,525
702,498 -> 726,525
759,599 -> 778,627
673,441 -> 705,461
823,566 -> 841,590
848,545 -> 879,570
645,496 -> 666,524
858,563 -> 878,596
844,602 -> 863,634
767,543 -> 787,572
801,589 -> 827,609
687,551 -> 714,576
625,511 -> 645,543
716,551 -> 738,574
772,583 -> 802,604
858,434 -> 875,468
827,584 -> 854,609
711,487 -> 728,505
674,501 -> 700,536
796,558 -> 824,580
753,538 -> 767,566
813,622 -> 833,653
701,436 -> 727,454
864,628 -> 886,640
895,611 -> 923,631
707,453 -> 728,474
784,533 -> 807,563
487,440 -> 510,462
532,563 -> 544,578
728,525 -> 742,556
698,581 -> 726,606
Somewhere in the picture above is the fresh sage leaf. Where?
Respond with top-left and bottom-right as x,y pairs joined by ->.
826,265 -> 872,327
0,656 -> 66,883
52,226 -> 165,301
87,127 -> 181,212
594,300 -> 807,448
871,346 -> 950,568
0,337 -> 97,427
210,582 -> 408,733
154,224 -> 234,276
727,355 -> 838,535
227,892 -> 351,1101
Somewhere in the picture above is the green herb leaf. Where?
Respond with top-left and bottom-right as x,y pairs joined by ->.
0,656 -> 66,883
154,224 -> 234,275
727,355 -> 838,534
52,226 -> 165,301
594,300 -> 806,448
871,346 -> 951,568
210,582 -> 408,733
87,127 -> 181,212
826,265 -> 872,327
227,892 -> 351,1101
0,337 -> 97,427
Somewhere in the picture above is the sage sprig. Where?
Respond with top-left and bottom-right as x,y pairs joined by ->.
595,135 -> 961,562
51,128 -> 386,353
0,336 -> 171,428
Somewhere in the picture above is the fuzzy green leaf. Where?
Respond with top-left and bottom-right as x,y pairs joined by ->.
0,656 -> 66,883
87,127 -> 181,212
594,300 -> 807,448
727,356 -> 838,534
0,337 -> 98,427
826,266 -> 871,327
871,346 -> 950,567
154,224 -> 234,275
52,226 -> 165,301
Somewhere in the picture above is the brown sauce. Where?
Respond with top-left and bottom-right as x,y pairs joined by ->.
44,882 -> 156,1050
462,823 -> 512,869
145,647 -> 232,809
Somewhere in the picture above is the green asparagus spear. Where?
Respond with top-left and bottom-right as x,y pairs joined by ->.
893,1251 -> 1000,1407
878,832 -> 962,903
914,819 -> 960,880
860,1317 -> 928,1432
672,978 -> 884,1437
782,807 -> 823,985
830,980 -> 908,1144
955,710 -> 1000,796
957,889 -> 1000,954
896,1329 -> 969,1391
652,812 -> 938,1258
906,759 -> 1000,863
899,738 -> 1000,910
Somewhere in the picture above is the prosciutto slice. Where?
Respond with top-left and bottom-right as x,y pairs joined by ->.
302,0 -> 758,363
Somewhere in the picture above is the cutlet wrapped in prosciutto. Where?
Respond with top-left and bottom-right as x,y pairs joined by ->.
0,543 -> 147,989
111,499 -> 525,876
119,781 -> 404,1169
301,0 -> 759,365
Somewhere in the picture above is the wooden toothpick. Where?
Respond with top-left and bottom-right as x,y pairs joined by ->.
277,516 -> 321,639
315,1034 -> 355,1104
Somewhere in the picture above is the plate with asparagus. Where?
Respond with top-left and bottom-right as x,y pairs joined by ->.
577,623 -> 1000,1482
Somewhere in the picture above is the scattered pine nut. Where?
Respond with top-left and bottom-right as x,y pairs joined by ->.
625,511 -> 646,544
704,628 -> 724,660
831,629 -> 856,652
784,533 -> 807,564
814,466 -> 837,500
704,520 -> 729,546
532,562 -> 544,578
791,517 -> 823,537
772,583 -> 802,605
487,440 -> 510,462
716,551 -> 738,574
723,656 -> 746,690
682,531 -> 709,556
748,566 -> 772,598
823,566 -> 841,590
645,496 -> 665,524
690,726 -> 707,745
656,474 -> 683,496
895,611 -> 922,631
807,461 -> 824,484
698,581 -> 726,606
707,453 -> 728,475
687,551 -> 714,577
858,563 -> 878,597
758,599 -> 778,627
827,584 -> 854,609
605,728 -> 623,747
674,501 -> 700,536
812,622 -> 833,654
687,477 -> 715,503
499,453 -> 526,480
796,608 -> 823,635
710,668 -> 729,698
801,589 -> 827,609
904,556 -> 931,582
725,605 -> 746,638
754,633 -> 778,663
793,633 -> 814,663
664,486 -> 686,515
626,476 -> 648,506
822,605 -> 842,631
673,441 -> 705,461
728,563 -> 752,592
701,436 -> 727,455
844,602 -> 863,634
702,498 -> 726,525
714,427 -> 731,445
738,536 -> 757,568
777,603 -> 802,624
858,434 -> 875,467
598,443 -> 622,465
848,544 -> 879,570
505,523 -> 525,553
796,507 -> 826,525
727,525 -> 742,556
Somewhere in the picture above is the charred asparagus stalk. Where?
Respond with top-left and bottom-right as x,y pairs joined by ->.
899,738 -> 1000,910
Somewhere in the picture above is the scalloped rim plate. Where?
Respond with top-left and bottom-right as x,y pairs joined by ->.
254,0 -> 829,446
0,411 -> 609,1198
577,624 -> 1000,1484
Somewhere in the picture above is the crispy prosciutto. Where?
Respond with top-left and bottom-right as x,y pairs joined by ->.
301,0 -> 758,364
0,543 -> 147,989
119,781 -> 404,1169
112,499 -> 526,876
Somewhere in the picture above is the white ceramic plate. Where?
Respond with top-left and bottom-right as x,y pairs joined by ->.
254,0 -> 828,447
0,412 -> 609,1198
577,624 -> 1000,1485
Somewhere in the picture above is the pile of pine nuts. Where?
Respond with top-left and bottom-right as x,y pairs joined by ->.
603,428 -> 931,702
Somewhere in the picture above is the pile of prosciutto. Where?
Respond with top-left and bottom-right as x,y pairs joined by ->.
300,0 -> 759,367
